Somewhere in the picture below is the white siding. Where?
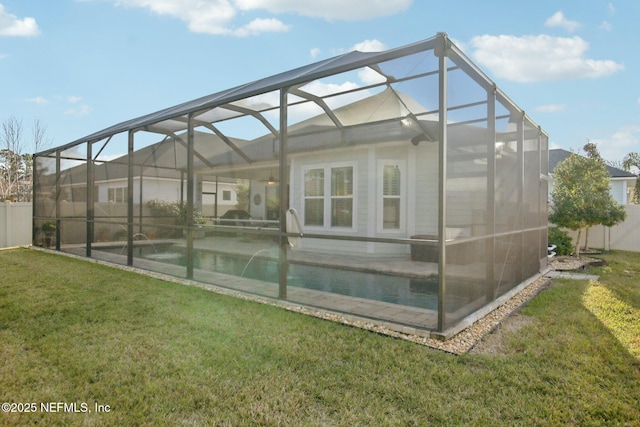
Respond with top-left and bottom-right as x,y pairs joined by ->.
412,142 -> 439,237
290,141 -> 440,255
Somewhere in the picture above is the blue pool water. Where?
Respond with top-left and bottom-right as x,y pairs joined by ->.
105,244 -> 439,309
198,251 -> 439,309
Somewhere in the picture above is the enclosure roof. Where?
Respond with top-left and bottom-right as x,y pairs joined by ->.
39,32 -> 548,158
47,34 -> 450,154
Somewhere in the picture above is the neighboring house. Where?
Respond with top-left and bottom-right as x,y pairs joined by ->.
97,176 -> 240,217
549,148 -> 637,204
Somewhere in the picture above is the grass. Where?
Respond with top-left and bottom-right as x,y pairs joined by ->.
1,248 -> 639,426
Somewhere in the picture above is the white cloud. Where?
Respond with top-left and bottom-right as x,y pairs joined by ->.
549,141 -> 563,151
0,53 -> 7,59
102,0 -> 410,36
607,3 -> 615,15
545,11 -> 580,32
470,34 -> 624,82
590,125 -> 640,163
309,47 -> 321,59
112,0 -> 239,35
351,39 -> 386,52
65,104 -> 92,117
299,80 -> 361,99
234,0 -> 412,21
599,21 -> 613,31
26,96 -> 49,106
0,4 -> 40,37
67,95 -> 83,104
229,18 -> 289,37
358,67 -> 387,85
535,104 -> 567,113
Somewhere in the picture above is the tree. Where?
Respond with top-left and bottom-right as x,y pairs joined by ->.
549,150 -> 626,256
622,152 -> 640,204
0,117 -> 50,202
583,141 -> 602,162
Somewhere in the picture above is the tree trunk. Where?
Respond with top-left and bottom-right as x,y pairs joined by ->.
583,227 -> 590,252
575,228 -> 582,257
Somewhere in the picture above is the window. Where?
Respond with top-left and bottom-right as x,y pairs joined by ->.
304,168 -> 324,226
379,161 -> 404,231
382,165 -> 401,229
303,164 -> 354,228
222,190 -> 231,201
108,187 -> 125,203
331,167 -> 353,227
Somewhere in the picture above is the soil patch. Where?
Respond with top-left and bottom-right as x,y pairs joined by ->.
468,312 -> 534,355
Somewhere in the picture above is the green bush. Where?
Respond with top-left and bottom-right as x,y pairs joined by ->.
549,227 -> 573,256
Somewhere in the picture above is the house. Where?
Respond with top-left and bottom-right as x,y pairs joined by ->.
549,148 -> 637,204
33,33 -> 549,337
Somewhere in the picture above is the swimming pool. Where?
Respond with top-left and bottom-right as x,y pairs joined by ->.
99,244 -> 442,309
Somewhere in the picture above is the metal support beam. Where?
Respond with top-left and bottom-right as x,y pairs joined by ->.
139,166 -> 144,235
55,150 -> 61,251
92,135 -> 112,161
193,121 -> 253,164
87,142 -> 94,258
436,32 -> 449,333
186,113 -> 195,279
127,130 -> 134,266
160,130 -> 217,170
278,88 -> 289,300
220,103 -> 279,137
486,85 -> 497,301
289,88 -> 343,130
161,117 -> 254,165
517,113 -> 525,282
31,155 -> 37,246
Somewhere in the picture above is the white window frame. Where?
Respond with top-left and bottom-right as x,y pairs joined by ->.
108,186 -> 126,203
377,160 -> 405,233
302,162 -> 357,231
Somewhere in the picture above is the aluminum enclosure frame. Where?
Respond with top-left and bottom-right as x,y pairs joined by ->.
33,33 -> 549,336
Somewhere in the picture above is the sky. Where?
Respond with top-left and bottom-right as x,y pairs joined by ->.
1,0 -> 639,164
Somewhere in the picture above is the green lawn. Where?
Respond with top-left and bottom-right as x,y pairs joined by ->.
1,248 -> 639,426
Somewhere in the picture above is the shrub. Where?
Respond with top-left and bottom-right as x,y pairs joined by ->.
549,227 -> 573,256
145,199 -> 205,225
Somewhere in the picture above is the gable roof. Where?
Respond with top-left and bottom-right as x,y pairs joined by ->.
549,148 -> 636,178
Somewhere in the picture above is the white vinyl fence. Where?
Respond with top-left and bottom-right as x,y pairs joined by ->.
0,202 -> 32,248
2,201 -> 638,252
567,205 -> 640,252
